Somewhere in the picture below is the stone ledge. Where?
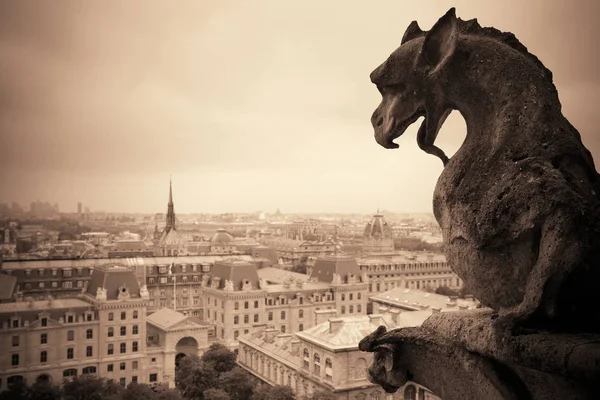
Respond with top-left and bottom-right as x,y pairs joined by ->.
359,310 -> 600,400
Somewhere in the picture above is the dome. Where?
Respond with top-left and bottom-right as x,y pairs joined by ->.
364,212 -> 393,239
211,228 -> 234,244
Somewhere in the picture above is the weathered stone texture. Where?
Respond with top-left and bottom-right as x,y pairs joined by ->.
363,7 -> 600,399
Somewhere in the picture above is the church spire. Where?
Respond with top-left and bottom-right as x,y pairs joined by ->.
166,176 -> 176,230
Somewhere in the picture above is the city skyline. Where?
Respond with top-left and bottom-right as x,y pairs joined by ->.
1,0 -> 598,214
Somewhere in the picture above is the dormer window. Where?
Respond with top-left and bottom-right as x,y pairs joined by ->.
41,317 -> 48,327
63,269 -> 72,277
66,313 -> 74,323
25,269 -> 31,276
39,269 -> 44,276
11,318 -> 20,328
51,269 -> 58,276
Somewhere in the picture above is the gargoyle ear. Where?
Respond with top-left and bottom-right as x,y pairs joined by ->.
421,8 -> 458,71
401,21 -> 424,45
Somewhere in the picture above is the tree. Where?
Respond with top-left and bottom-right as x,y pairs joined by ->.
204,388 -> 231,400
309,389 -> 336,400
26,381 -> 61,400
201,343 -> 237,373
0,381 -> 28,400
434,286 -> 459,297
291,264 -> 308,274
175,355 -> 219,399
218,367 -> 258,400
62,375 -> 124,400
122,382 -> 158,400
251,385 -> 295,400
157,389 -> 184,400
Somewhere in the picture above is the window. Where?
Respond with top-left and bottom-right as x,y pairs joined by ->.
254,314 -> 259,323
303,349 -> 310,369
86,329 -> 93,339
132,325 -> 138,335
120,362 -> 126,371
358,304 -> 362,313
234,331 -> 239,339
132,361 -> 138,370
234,302 -> 239,310
120,326 -> 126,336
299,324 -> 304,331
67,348 -> 74,359
358,293 -> 362,300
314,353 -> 321,374
120,312 -> 126,320
149,374 -> 158,382
108,312 -> 114,321
132,376 -> 138,384
40,351 -> 47,363
120,343 -> 126,354
244,329 -> 249,334
108,344 -> 114,355
254,301 -> 259,308
132,341 -> 138,352
244,315 -> 249,324
244,301 -> 249,309
11,319 -> 19,328
108,327 -> 114,337
341,306 -> 346,314
281,311 -> 286,320
40,333 -> 47,344
11,336 -> 19,347
119,378 -> 126,386
234,316 -> 239,325
86,346 -> 93,357
133,310 -> 138,319
107,364 -> 114,372
86,313 -> 92,321
350,305 -> 354,313
41,317 -> 47,327
341,294 -> 345,301
11,354 -> 19,366
268,312 -> 273,321
281,325 -> 286,333
299,310 -> 304,318
67,315 -> 74,323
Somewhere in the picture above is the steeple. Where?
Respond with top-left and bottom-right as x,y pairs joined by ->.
165,177 -> 176,231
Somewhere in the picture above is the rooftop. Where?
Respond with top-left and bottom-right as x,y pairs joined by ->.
296,314 -> 399,351
370,288 -> 477,311
0,298 -> 91,314
257,267 -> 310,284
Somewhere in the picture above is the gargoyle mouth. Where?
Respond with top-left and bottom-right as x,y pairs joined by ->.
376,107 -> 425,149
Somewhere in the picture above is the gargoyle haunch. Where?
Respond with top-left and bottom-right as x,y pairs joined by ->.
370,8 -> 600,329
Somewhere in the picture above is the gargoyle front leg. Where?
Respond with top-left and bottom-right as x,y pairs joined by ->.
498,209 -> 586,328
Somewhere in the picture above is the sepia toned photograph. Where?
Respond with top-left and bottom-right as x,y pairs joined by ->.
0,1 -> 598,399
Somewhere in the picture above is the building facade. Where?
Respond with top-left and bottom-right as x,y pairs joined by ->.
238,314 -> 439,400
201,255 -> 369,348
0,264 -> 209,392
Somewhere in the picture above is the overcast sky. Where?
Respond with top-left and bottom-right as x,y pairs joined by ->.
1,0 -> 598,214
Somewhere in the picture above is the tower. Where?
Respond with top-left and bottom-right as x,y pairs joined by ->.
165,177 -> 176,231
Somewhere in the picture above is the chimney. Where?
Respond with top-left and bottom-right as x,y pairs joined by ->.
389,310 -> 400,324
264,328 -> 279,342
315,309 -> 337,325
432,307 -> 442,314
290,339 -> 301,356
329,318 -> 344,333
465,294 -> 475,301
369,314 -> 383,327
458,305 -> 469,311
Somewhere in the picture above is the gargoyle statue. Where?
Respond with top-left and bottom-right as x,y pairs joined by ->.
370,8 -> 600,330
